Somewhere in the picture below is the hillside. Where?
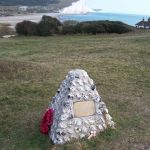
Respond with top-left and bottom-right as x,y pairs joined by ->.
0,0 -> 77,16
0,0 -> 76,6
0,32 -> 150,149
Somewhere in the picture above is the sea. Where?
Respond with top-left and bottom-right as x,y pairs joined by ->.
59,12 -> 149,26
0,12 -> 149,27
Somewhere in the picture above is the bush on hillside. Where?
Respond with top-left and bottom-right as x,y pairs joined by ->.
63,20 -> 79,26
77,22 -> 106,34
37,15 -> 62,36
15,16 -> 62,36
15,16 -> 133,36
103,21 -> 132,34
62,20 -> 132,35
62,25 -> 77,34
15,20 -> 37,36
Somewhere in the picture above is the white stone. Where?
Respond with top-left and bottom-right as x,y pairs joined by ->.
97,110 -> 102,115
84,85 -> 90,91
76,93 -> 81,99
104,108 -> 109,114
73,118 -> 82,126
80,134 -> 85,138
88,119 -> 95,124
50,69 -> 115,144
100,117 -> 105,123
2,35 -> 16,38
68,129 -> 74,134
59,122 -> 67,128
75,127 -> 81,132
105,114 -> 112,121
95,96 -> 101,102
61,114 -> 69,121
90,125 -> 97,131
82,126 -> 88,133
102,123 -> 107,129
64,136 -> 70,142
84,120 -> 89,124
98,125 -> 104,131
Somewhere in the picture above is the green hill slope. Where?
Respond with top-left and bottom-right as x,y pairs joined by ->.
0,32 -> 150,149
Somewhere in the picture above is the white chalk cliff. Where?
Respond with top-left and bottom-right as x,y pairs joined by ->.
59,0 -> 95,14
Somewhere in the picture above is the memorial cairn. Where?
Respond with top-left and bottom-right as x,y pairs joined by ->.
46,69 -> 115,144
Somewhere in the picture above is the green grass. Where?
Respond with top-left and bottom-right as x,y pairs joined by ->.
0,32 -> 150,150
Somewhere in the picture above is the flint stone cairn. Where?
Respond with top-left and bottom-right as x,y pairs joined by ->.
50,69 -> 115,144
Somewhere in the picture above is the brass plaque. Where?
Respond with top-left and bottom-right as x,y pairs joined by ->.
73,100 -> 95,117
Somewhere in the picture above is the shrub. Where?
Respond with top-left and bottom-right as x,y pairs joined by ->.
104,21 -> 132,34
62,25 -> 77,34
62,20 -> 133,35
78,22 -> 106,34
15,17 -> 133,36
15,20 -> 37,36
63,20 -> 78,26
37,15 -> 62,36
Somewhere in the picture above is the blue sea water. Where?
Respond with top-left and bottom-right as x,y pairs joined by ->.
59,12 -> 149,26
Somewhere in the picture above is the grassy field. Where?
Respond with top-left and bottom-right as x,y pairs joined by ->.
0,32 -> 150,150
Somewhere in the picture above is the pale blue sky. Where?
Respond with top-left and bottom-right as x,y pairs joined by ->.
86,0 -> 150,15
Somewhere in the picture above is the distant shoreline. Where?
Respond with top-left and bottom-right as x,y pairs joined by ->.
0,12 -> 149,28
0,13 -> 58,27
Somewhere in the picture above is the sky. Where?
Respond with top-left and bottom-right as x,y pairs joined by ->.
86,0 -> 150,15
